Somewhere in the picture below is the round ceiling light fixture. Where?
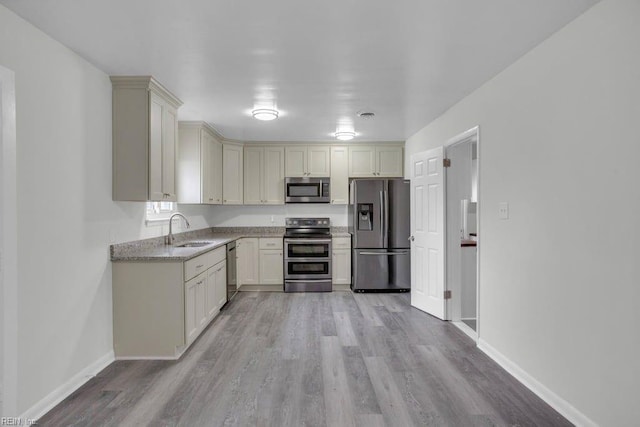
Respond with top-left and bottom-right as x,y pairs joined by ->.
335,131 -> 356,141
252,108 -> 279,121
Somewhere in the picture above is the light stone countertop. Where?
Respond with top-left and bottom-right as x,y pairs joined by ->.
110,227 -> 284,262
110,226 -> 350,262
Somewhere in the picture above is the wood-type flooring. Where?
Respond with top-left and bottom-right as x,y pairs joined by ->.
39,292 -> 571,426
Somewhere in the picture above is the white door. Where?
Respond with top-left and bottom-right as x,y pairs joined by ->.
410,147 -> 446,319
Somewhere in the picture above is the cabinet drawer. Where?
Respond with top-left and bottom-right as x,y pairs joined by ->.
209,246 -> 226,266
184,247 -> 226,281
259,237 -> 283,250
185,253 -> 212,281
332,237 -> 351,249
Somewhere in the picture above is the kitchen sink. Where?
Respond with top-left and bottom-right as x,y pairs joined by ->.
174,241 -> 213,248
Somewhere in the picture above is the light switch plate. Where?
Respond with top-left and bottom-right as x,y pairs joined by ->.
499,202 -> 509,220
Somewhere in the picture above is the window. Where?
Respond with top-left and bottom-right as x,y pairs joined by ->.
145,201 -> 177,225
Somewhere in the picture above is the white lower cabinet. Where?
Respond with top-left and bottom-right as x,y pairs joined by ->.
238,237 -> 283,287
237,238 -> 260,285
332,237 -> 352,285
185,271 -> 207,345
113,245 -> 227,359
206,261 -> 227,320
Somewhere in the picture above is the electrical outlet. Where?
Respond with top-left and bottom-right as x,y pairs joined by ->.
499,202 -> 509,220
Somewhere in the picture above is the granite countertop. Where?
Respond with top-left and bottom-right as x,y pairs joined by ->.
111,226 -> 351,262
110,227 -> 284,262
331,232 -> 351,238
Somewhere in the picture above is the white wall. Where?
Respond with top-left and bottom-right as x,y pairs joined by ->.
208,204 -> 348,227
405,0 -> 640,425
0,5 -> 216,416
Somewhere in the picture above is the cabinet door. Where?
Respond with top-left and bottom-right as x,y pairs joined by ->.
332,249 -> 351,285
185,271 -> 206,344
307,146 -> 331,177
162,104 -> 178,201
201,132 -> 214,203
285,146 -> 307,177
330,146 -> 349,204
206,266 -> 218,320
223,144 -> 244,204
215,264 -> 228,310
244,147 -> 264,205
196,276 -> 207,331
259,249 -> 283,285
348,146 -> 375,177
211,139 -> 223,204
263,146 -> 285,204
376,146 -> 403,177
149,92 -> 165,201
238,238 -> 260,285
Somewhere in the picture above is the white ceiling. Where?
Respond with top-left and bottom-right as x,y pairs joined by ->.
1,0 -> 598,142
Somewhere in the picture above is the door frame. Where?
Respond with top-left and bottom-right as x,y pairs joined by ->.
444,126 -> 480,341
0,64 -> 18,415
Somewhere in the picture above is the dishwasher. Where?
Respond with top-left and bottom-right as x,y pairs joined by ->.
225,241 -> 238,305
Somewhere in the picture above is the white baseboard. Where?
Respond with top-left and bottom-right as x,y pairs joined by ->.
477,339 -> 596,427
452,321 -> 477,341
20,350 -> 115,422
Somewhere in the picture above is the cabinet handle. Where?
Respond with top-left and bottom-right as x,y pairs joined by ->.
223,199 -> 227,202
209,198 -> 213,201
196,264 -> 204,269
196,279 -> 204,285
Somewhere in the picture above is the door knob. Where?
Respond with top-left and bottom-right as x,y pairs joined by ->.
408,236 -> 415,241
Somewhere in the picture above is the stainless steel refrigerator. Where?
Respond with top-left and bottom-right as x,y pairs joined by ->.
349,179 -> 411,292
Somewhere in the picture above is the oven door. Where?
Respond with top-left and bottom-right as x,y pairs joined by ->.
285,258 -> 331,280
285,238 -> 331,259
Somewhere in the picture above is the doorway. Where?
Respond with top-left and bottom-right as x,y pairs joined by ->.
409,126 -> 479,340
445,128 -> 479,340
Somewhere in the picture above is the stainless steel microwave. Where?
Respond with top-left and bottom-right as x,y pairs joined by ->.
285,177 -> 330,203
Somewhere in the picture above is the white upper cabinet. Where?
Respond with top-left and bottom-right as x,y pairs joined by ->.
285,145 -> 330,177
263,147 -> 285,204
348,145 -> 403,177
177,122 -> 222,204
244,146 -> 284,205
222,143 -> 244,204
330,146 -> 349,205
111,76 -> 182,201
376,146 -> 404,177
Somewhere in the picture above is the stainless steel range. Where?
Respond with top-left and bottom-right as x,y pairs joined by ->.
284,217 -> 332,292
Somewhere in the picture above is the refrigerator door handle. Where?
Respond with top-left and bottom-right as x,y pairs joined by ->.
379,190 -> 385,247
384,189 -> 389,248
359,251 -> 410,256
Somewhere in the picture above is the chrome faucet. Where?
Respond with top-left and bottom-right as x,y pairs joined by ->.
166,212 -> 190,245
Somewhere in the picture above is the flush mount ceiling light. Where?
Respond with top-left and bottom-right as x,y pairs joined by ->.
335,131 -> 356,141
251,108 -> 279,121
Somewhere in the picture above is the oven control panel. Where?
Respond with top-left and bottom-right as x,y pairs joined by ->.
285,217 -> 330,228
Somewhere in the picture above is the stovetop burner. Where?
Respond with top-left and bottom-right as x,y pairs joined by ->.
285,217 -> 331,238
